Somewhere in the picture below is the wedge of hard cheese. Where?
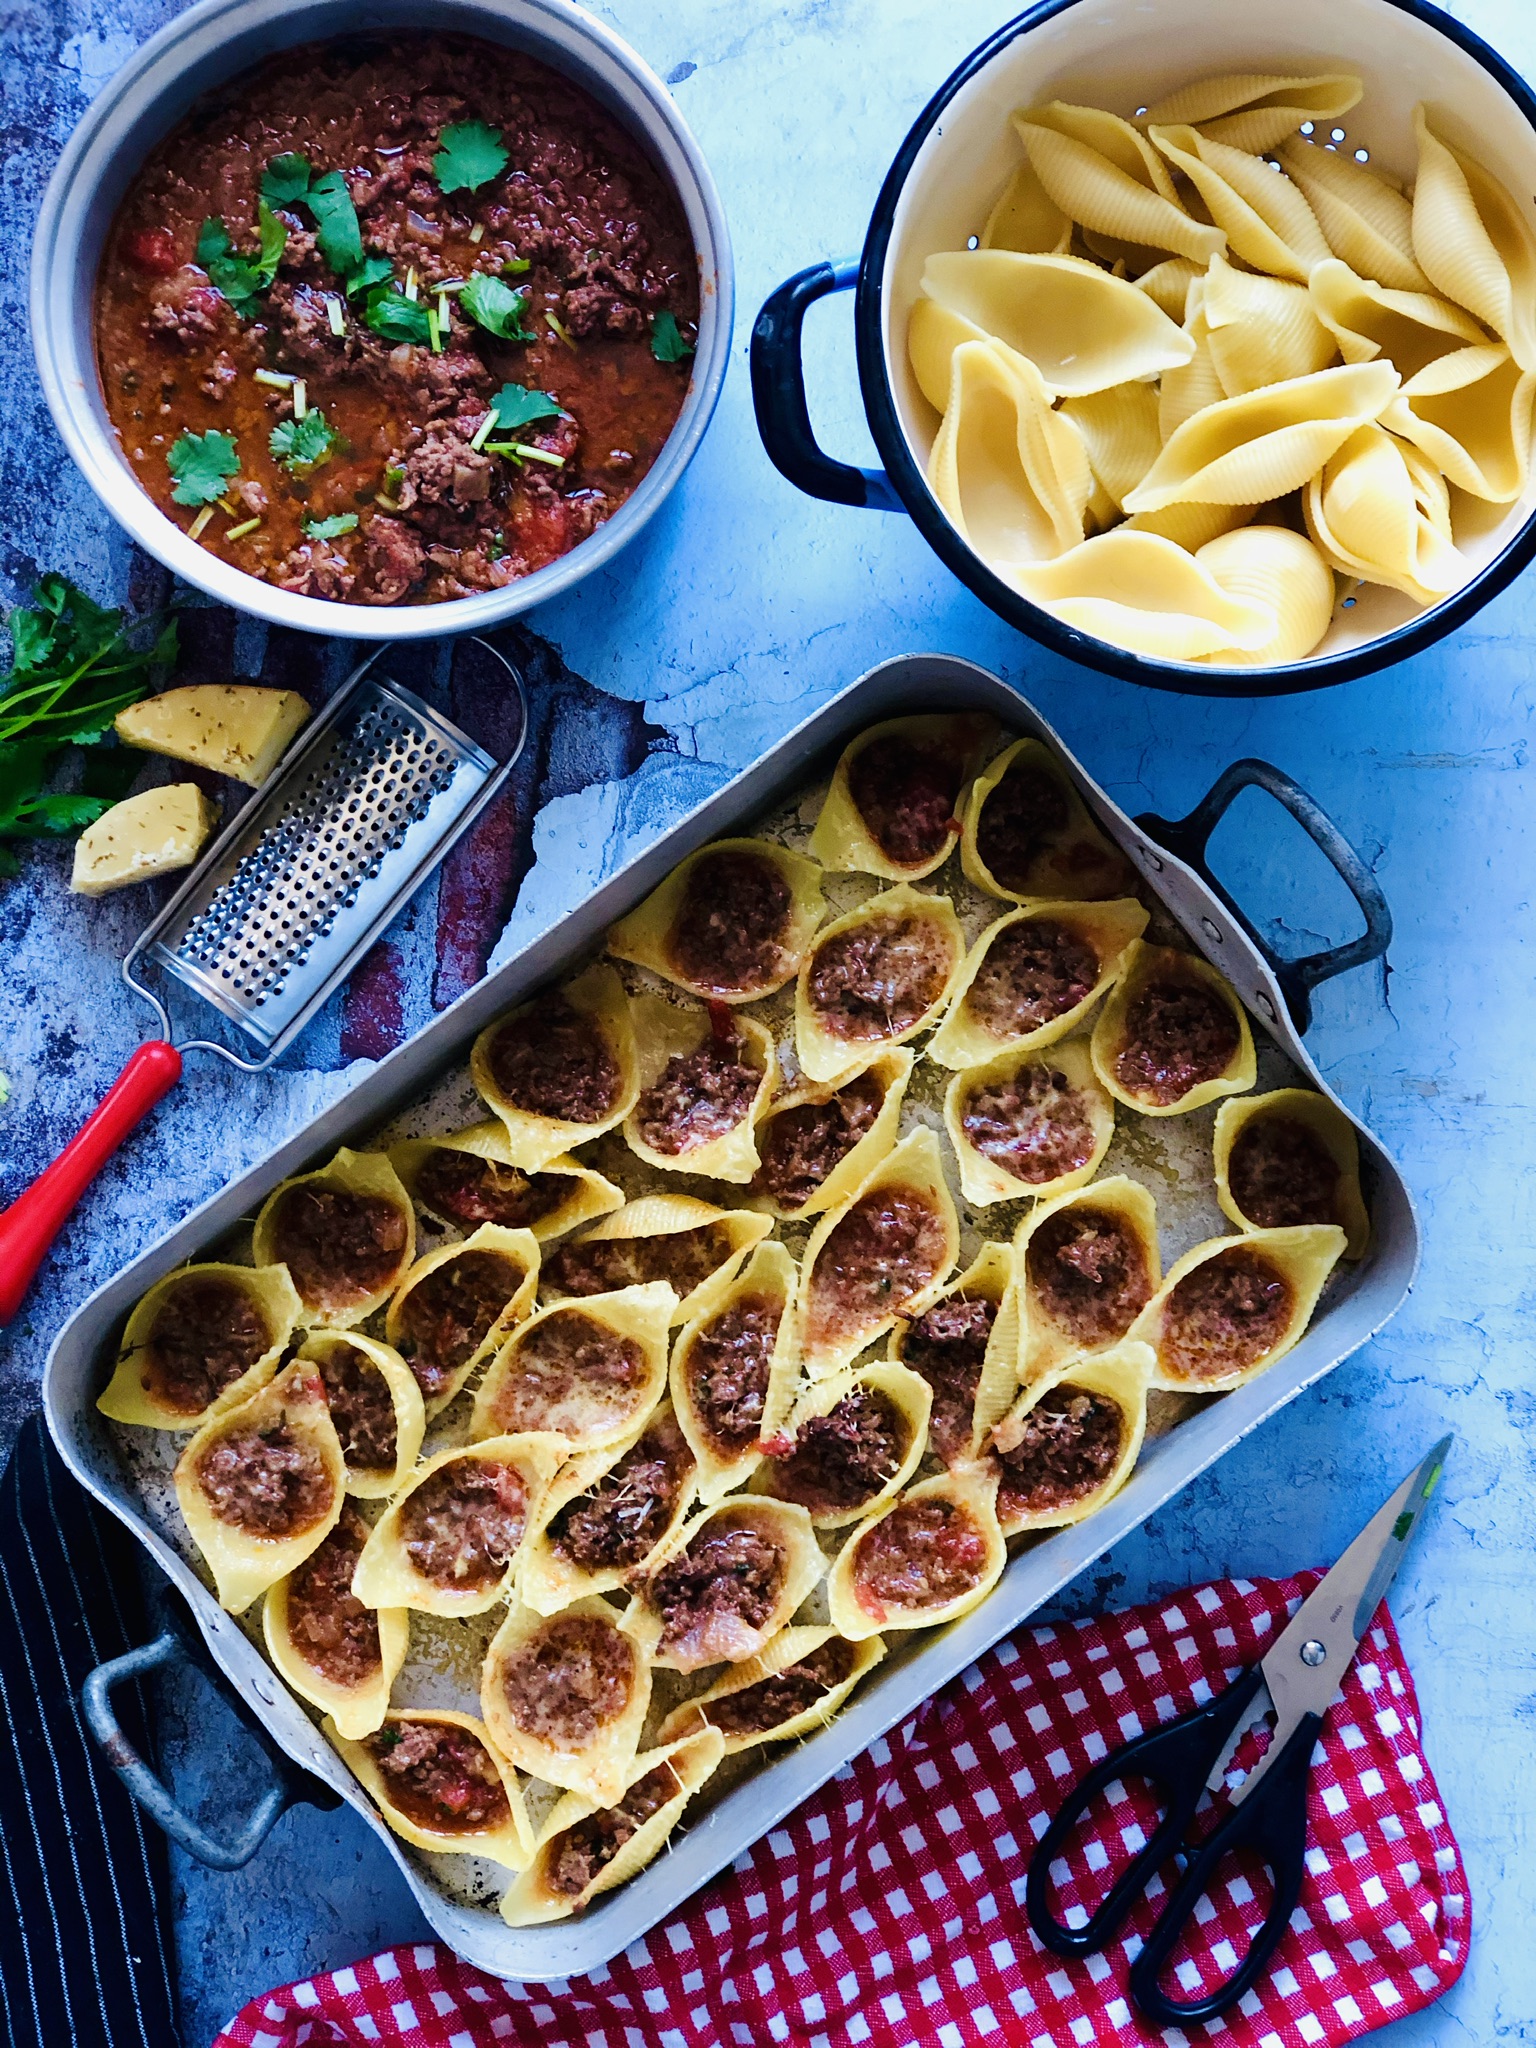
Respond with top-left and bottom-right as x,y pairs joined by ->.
116,685 -> 310,786
71,785 -> 219,896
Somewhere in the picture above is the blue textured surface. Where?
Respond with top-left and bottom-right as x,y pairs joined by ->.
3,0 -> 1534,2040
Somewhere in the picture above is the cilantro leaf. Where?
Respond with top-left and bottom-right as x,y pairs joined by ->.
2,790 -> 117,838
270,408 -> 340,474
650,310 -> 694,363
196,205 -> 286,310
361,286 -> 433,345
460,273 -> 535,342
490,382 -> 563,431
433,120 -> 509,195
167,429 -> 241,506
345,254 -> 394,298
303,512 -> 359,540
305,168 -> 366,279
260,151 -> 313,207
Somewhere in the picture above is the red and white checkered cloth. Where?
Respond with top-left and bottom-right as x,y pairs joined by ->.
214,1570 -> 1467,2048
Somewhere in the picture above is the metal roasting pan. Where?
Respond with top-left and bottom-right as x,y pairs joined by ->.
45,654 -> 1418,1978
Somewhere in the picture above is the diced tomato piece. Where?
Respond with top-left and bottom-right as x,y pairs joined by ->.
123,228 -> 181,277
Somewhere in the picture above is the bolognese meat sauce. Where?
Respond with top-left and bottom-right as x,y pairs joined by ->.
139,1274 -> 272,1416
963,919 -> 1100,1039
751,1071 -> 884,1213
805,1185 -> 948,1349
761,1384 -> 905,1517
484,996 -> 621,1125
544,1223 -> 734,1301
267,1183 -> 409,1314
1228,1117 -> 1342,1229
958,1063 -> 1098,1184
414,1148 -> 574,1231
647,1517 -> 787,1664
632,1029 -> 760,1156
316,1342 -> 399,1472
846,735 -> 967,869
667,850 -> 796,997
195,1420 -> 335,1537
367,1719 -> 510,1833
548,1410 -> 693,1571
547,1763 -> 678,1898
901,1296 -> 997,1463
1026,1206 -> 1153,1348
852,1498 -> 989,1620
494,1613 -> 637,1748
392,1248 -> 526,1400
681,1292 -> 781,1455
282,1504 -> 381,1689
399,1458 -> 529,1588
1113,974 -> 1240,1106
807,912 -> 954,1043
494,1310 -> 648,1437
992,1387 -> 1123,1521
975,758 -> 1130,897
701,1638 -> 858,1739
1159,1249 -> 1294,1382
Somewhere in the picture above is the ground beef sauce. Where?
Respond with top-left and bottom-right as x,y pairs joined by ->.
267,1183 -> 409,1313
139,1274 -> 271,1415
633,1028 -> 760,1156
763,1384 -> 905,1516
751,1071 -> 884,1212
992,1388 -> 1123,1521
548,1409 -> 692,1570
282,1505 -> 381,1689
683,1292 -> 781,1454
96,36 -> 697,605
367,1719 -> 509,1834
484,996 -> 620,1125
414,1148 -> 573,1230
195,1408 -> 335,1538
807,912 -> 954,1042
964,919 -> 1100,1039
901,1296 -> 997,1463
667,849 -> 794,996
959,1063 -> 1098,1184
495,1310 -> 646,1435
1027,1206 -> 1153,1347
846,736 -> 967,869
852,1499 -> 989,1620
317,1342 -> 398,1472
976,759 -> 1130,897
1228,1117 -> 1342,1228
548,1763 -> 678,1899
1160,1250 -> 1295,1382
647,1517 -> 787,1662
1114,974 -> 1240,1106
495,1613 -> 635,1747
392,1249 -> 525,1399
544,1222 -> 733,1300
702,1638 -> 859,1739
806,1186 -> 948,1347
399,1457 -> 528,1588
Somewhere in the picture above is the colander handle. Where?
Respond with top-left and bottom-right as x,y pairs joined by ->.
0,1039 -> 182,1325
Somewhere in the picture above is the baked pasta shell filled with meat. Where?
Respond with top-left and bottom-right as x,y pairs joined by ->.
751,1361 -> 930,1529
1127,1225 -> 1346,1391
807,713 -> 995,881
469,1281 -> 674,1452
296,1330 -> 425,1499
658,1624 -> 885,1756
252,1148 -> 415,1330
327,1709 -> 533,1869
623,1496 -> 825,1673
480,1594 -> 652,1805
987,1341 -> 1152,1535
540,1196 -> 770,1324
471,963 -> 639,1171
1214,1088 -> 1370,1257
518,1400 -> 698,1613
795,882 -> 966,1083
1014,1175 -> 1162,1383
390,1124 -> 622,1242
962,737 -> 1136,903
669,1239 -> 800,1504
263,1502 -> 408,1738
384,1224 -> 540,1417
889,1240 -> 1022,1466
944,1039 -> 1115,1206
98,1260 -> 302,1430
622,998 -> 777,1183
607,838 -> 826,1003
927,897 -> 1148,1069
1090,941 -> 1256,1116
746,1047 -> 914,1221
829,1468 -> 1006,1641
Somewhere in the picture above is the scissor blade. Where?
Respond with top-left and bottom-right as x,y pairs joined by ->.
1204,1678 -> 1274,1793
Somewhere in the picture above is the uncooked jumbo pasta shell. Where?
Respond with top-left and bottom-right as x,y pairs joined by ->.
606,837 -> 826,1004
928,342 -> 1092,566
795,881 -> 965,1084
1278,137 -> 1428,295
988,1340 -> 1153,1535
1304,426 -> 1466,608
1148,125 -> 1330,282
807,712 -> 996,881
657,1625 -> 886,1755
747,1047 -> 914,1222
751,1360 -> 931,1529
1122,361 -> 1401,515
622,1496 -> 827,1672
1412,104 -> 1536,374
384,1224 -> 541,1419
943,1038 -> 1115,1208
1127,1225 -> 1346,1391
1195,526 -> 1337,666
327,1709 -> 533,1868
389,1123 -> 623,1243
481,1594 -> 652,1804
251,1147 -> 415,1331
1383,346 -> 1535,503
1012,106 -> 1222,266
621,999 -> 777,1184
470,963 -> 639,1171
1060,384 -> 1161,513
888,1239 -> 1023,1463
670,1239 -> 800,1503
499,1728 -> 725,1926
1307,258 -> 1488,380
919,250 -> 1195,397
927,897 -> 1149,1068
294,1331 -> 425,1498
1090,941 -> 1255,1116
469,1282 -> 675,1452
960,737 -> 1134,904
173,1359 -> 346,1615
981,159 -> 1070,255
794,1125 -> 960,1378
1213,1088 -> 1371,1259
828,1467 -> 1006,1641
1202,252 -> 1337,399
263,1510 -> 409,1738
97,1261 -> 302,1430
1014,1176 -> 1162,1384
1009,531 -> 1277,662
543,1197 -> 771,1324
351,1433 -> 566,1616
1144,70 -> 1362,156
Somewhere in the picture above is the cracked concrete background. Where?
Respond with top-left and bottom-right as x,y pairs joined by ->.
3,0 -> 1536,2039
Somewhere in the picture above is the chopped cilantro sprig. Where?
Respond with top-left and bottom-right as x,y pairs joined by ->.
460,274 -> 535,342
167,429 -> 241,506
270,408 -> 340,474
489,382 -> 563,430
258,153 -> 389,296
650,310 -> 694,363
361,287 -> 433,346
303,512 -> 359,540
433,120 -> 510,195
196,204 -> 286,311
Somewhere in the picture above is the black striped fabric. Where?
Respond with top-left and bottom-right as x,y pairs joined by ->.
0,1415 -> 181,2048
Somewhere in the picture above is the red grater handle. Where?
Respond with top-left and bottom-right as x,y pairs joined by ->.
0,1040 -> 183,1325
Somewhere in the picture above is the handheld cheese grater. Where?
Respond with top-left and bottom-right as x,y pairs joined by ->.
0,639 -> 526,1322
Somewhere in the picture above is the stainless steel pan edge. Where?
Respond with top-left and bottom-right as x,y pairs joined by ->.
42,654 -> 1419,1978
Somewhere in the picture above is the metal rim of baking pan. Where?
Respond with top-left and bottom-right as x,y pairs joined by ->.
44,654 -> 1420,1977
28,0 -> 733,640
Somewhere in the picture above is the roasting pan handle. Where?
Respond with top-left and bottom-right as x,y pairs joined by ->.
1135,758 -> 1392,1035
83,1624 -> 339,1870
751,260 -> 905,511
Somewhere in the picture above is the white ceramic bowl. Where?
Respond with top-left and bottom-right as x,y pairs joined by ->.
31,0 -> 733,639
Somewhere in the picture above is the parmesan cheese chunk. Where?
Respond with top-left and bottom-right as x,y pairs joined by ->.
115,685 -> 311,786
70,784 -> 219,896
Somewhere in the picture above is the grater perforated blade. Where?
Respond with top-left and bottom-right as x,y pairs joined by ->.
125,654 -> 519,1067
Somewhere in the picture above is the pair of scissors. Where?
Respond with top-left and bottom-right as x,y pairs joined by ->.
1024,1437 -> 1451,2028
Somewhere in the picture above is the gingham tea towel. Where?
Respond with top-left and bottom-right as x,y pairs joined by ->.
214,1570 -> 1467,2048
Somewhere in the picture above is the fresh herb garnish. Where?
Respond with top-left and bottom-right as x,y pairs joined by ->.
259,153 -> 384,295
167,429 -> 241,506
490,382 -> 563,430
460,273 -> 535,342
433,120 -> 510,195
196,204 -> 287,311
345,255 -> 394,298
650,310 -> 694,363
270,408 -> 340,474
258,152 -> 313,208
360,286 -> 433,346
303,512 -> 359,540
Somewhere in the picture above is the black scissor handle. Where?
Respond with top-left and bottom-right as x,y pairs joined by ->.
1025,1666 -> 1267,1958
1130,1710 -> 1323,2027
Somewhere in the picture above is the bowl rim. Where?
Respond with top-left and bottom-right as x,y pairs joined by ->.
852,0 -> 1536,697
29,0 -> 734,641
